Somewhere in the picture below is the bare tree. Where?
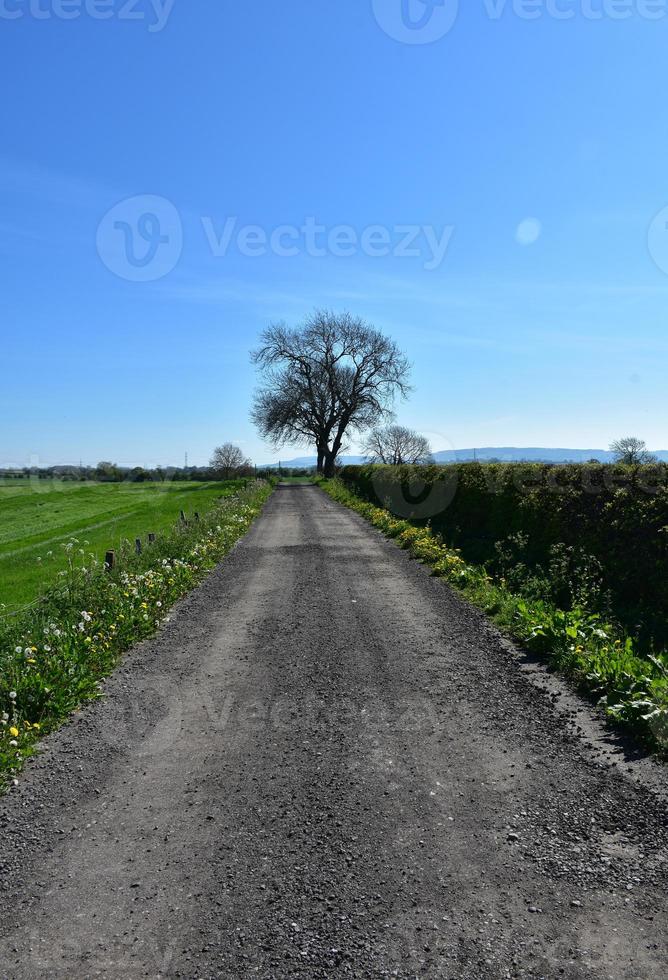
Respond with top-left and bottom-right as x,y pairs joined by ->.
609,437 -> 656,466
362,425 -> 433,465
251,311 -> 411,476
210,443 -> 249,479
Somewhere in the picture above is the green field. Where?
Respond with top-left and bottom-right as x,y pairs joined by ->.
0,479 -> 241,611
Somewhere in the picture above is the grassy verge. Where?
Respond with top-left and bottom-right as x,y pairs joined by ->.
0,479 -> 246,611
320,478 -> 668,754
275,476 -> 316,485
0,481 -> 273,789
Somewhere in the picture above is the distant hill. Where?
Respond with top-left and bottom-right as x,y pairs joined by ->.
432,447 -> 668,464
264,447 -> 668,468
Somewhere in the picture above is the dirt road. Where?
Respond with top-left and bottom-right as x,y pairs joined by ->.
0,485 -> 665,979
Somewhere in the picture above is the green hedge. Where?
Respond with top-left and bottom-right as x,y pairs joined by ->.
338,463 -> 668,650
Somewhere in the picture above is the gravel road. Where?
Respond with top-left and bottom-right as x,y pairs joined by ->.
0,485 -> 666,979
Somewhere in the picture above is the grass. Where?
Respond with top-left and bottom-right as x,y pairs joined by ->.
0,480 -> 273,790
276,476 -> 316,484
320,478 -> 668,754
0,479 -> 244,612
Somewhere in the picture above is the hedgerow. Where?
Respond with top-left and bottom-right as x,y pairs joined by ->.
0,481 -> 272,789
338,462 -> 668,649
321,476 -> 668,753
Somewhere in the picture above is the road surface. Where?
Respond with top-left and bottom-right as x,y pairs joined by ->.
0,485 -> 665,979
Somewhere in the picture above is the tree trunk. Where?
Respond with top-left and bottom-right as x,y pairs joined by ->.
324,427 -> 346,477
323,452 -> 337,478
316,445 -> 325,474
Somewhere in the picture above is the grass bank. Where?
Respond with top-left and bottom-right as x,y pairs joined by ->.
320,478 -> 668,754
0,479 -> 247,611
0,481 -> 272,789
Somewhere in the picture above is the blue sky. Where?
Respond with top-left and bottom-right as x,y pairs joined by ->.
2,0 -> 668,466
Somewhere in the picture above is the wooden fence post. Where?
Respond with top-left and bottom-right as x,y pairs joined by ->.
104,550 -> 115,571
148,533 -> 156,544
135,538 -> 142,555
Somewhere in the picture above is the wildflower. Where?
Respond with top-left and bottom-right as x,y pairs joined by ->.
9,740 -> 17,748
9,727 -> 19,738
14,646 -> 22,654
9,691 -> 16,701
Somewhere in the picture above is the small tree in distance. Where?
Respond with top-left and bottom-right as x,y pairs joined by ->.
210,443 -> 251,479
362,425 -> 433,465
609,437 -> 656,466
